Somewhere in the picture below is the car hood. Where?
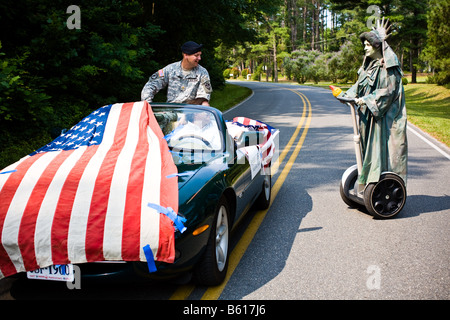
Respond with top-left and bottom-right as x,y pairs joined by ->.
172,153 -> 225,191
175,162 -> 205,190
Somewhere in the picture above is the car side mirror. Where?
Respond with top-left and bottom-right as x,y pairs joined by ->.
235,131 -> 264,149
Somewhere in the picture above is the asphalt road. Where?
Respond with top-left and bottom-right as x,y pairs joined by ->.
3,81 -> 449,300
221,81 -> 450,300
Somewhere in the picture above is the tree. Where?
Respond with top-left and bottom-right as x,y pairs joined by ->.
421,0 -> 449,84
0,0 -> 162,168
283,0 -> 332,51
262,16 -> 290,82
144,0 -> 282,89
329,0 -> 429,82
395,0 -> 428,83
285,49 -> 319,83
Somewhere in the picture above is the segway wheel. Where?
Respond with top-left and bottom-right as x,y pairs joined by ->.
340,165 -> 361,208
364,174 -> 406,219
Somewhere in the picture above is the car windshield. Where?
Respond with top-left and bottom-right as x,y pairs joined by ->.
153,107 -> 222,151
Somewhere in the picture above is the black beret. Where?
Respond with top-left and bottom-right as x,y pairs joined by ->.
181,41 -> 203,55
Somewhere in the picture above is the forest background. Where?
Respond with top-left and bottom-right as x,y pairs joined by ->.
0,0 -> 448,169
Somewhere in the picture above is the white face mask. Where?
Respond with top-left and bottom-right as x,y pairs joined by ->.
364,40 -> 381,59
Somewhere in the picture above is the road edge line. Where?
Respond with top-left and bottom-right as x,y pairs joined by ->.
200,90 -> 312,300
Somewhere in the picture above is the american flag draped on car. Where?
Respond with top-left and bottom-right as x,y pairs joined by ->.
227,117 -> 279,168
0,101 -> 178,279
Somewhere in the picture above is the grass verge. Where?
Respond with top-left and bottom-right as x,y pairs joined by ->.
210,83 -> 252,112
404,84 -> 449,147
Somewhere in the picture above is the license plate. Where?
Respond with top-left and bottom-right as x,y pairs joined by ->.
27,264 -> 74,282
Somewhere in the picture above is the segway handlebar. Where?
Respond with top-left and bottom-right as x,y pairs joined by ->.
336,96 -> 356,105
332,90 -> 363,175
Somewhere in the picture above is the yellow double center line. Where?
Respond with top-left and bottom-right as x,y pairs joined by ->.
170,88 -> 312,300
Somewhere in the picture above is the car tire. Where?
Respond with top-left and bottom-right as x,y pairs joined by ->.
194,196 -> 230,286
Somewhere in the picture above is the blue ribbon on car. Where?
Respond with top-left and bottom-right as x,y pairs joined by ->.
142,244 -> 157,273
143,203 -> 187,273
166,172 -> 191,179
147,203 -> 187,233
0,169 -> 17,175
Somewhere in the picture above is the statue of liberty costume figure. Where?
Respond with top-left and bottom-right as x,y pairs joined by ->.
342,18 -> 408,186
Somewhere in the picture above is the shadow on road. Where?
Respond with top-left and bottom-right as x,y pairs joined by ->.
401,194 -> 450,218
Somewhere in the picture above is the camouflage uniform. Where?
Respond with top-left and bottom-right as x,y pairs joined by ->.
141,61 -> 212,104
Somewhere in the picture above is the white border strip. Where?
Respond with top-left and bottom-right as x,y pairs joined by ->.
407,124 -> 450,161
223,82 -> 254,115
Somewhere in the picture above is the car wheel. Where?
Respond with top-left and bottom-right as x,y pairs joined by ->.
194,197 -> 230,285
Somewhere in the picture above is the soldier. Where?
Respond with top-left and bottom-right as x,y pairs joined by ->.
141,41 -> 212,106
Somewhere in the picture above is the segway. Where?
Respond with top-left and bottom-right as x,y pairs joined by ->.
330,86 -> 406,219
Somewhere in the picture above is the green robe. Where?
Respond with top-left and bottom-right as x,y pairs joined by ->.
343,47 -> 408,185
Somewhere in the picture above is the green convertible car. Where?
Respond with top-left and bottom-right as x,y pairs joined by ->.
77,103 -> 278,286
